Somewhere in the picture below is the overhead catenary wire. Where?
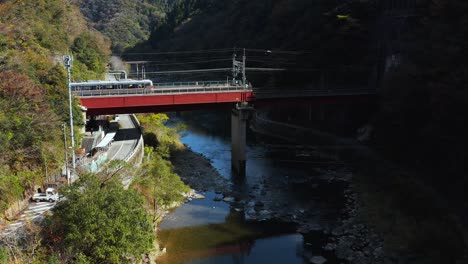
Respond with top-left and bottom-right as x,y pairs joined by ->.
120,48 -> 314,57
130,67 -> 287,76
133,68 -> 233,75
247,59 -> 299,65
119,48 -> 236,56
244,48 -> 315,55
123,48 -> 321,81
142,58 -> 231,66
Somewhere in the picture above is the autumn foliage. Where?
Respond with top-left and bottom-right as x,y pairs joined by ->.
0,0 -> 110,219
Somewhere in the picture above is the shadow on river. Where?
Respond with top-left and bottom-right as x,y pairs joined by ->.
157,110 -> 354,264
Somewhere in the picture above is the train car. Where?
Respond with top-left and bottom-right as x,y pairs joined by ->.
70,79 -> 153,91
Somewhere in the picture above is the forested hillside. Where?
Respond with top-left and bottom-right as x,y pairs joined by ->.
134,0 -> 468,188
72,0 -> 171,53
0,0 -> 109,218
139,0 -> 376,67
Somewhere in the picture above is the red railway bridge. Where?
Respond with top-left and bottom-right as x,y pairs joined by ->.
76,81 -> 375,176
77,82 -> 254,116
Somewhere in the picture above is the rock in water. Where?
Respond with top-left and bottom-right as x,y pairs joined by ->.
310,255 -> 327,264
222,196 -> 235,202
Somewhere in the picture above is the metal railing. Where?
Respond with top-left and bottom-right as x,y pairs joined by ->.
73,81 -> 250,97
253,87 -> 376,99
124,114 -> 144,164
153,80 -> 231,87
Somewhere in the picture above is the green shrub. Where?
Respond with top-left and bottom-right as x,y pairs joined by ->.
0,247 -> 8,264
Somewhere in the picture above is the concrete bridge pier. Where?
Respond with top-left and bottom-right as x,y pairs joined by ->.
231,102 -> 252,177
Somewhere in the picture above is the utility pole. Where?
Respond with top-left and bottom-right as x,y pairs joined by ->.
136,63 -> 139,80
242,48 -> 246,89
232,50 -> 245,86
232,53 -> 237,83
63,55 -> 76,171
62,123 -> 70,185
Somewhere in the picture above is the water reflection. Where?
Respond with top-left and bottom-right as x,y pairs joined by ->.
160,193 -> 231,229
158,193 -> 305,264
187,235 -> 304,264
160,111 -> 344,264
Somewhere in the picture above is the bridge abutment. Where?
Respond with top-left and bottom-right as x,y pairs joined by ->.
231,103 -> 252,177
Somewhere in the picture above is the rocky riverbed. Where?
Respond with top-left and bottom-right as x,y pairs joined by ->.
171,145 -> 231,194
170,144 -> 393,264
326,187 -> 391,264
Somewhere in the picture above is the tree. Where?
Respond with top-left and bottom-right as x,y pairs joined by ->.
138,113 -> 185,158
70,32 -> 110,81
132,152 -> 189,228
0,71 -> 62,210
74,0 -> 167,52
131,113 -> 189,228
45,173 -> 154,263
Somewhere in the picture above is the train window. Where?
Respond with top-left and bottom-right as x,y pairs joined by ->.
71,80 -> 153,91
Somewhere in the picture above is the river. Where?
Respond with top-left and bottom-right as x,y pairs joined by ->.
157,110 -> 353,264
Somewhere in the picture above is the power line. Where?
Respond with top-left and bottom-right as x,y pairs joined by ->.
133,68 -> 232,75
131,67 -> 288,76
247,59 -> 298,65
120,48 -> 315,56
119,48 -> 235,56
246,67 -> 287,71
143,58 -> 231,66
244,48 -> 304,55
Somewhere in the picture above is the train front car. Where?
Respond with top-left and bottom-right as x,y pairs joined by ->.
70,79 -> 154,96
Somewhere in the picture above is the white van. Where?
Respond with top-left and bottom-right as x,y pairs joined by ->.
32,188 -> 59,202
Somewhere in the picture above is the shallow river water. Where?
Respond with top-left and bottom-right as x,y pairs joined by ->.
157,111 -> 351,264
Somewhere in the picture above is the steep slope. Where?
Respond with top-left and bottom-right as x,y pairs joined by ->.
73,0 -> 169,52
142,0 -> 376,67
0,0 -> 110,219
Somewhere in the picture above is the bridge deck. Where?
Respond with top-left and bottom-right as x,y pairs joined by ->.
78,85 -> 254,115
76,82 -> 376,115
74,84 -> 246,97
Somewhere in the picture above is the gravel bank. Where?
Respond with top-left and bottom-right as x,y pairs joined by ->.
170,143 -> 396,264
170,145 -> 230,194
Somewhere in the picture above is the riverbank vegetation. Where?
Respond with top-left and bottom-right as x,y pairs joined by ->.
0,170 -> 156,263
133,113 -> 190,228
132,152 -> 190,228
1,112 -> 190,263
137,113 -> 185,158
44,173 -> 154,263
